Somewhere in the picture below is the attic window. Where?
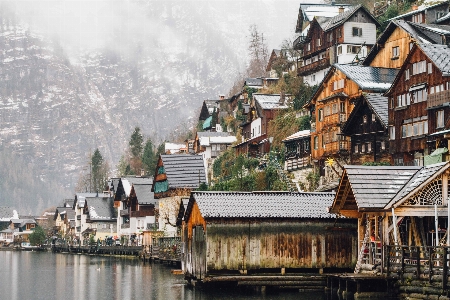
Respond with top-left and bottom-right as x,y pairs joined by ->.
363,115 -> 367,124
352,27 -> 362,37
372,114 -> 376,122
392,46 -> 399,59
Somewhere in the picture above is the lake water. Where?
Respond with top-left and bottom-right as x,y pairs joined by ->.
0,251 -> 327,300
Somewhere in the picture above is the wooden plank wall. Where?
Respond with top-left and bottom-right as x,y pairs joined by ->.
203,220 -> 357,273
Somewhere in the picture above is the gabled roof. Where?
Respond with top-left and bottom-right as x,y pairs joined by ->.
188,191 -> 336,219
296,2 -> 353,32
254,94 -> 291,110
363,20 -> 434,66
419,43 -> 450,75
436,12 -> 450,24
282,130 -> 311,142
409,22 -> 450,43
385,43 -> 450,96
132,184 -> 154,204
364,93 -> 389,127
160,154 -> 206,189
331,165 -> 421,214
85,197 -> 116,221
335,64 -> 398,91
385,162 -> 450,209
389,1 -> 449,22
11,218 -> 37,227
321,4 -> 380,32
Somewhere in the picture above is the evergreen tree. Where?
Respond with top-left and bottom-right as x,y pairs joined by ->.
129,127 -> 144,174
28,226 -> 46,246
91,148 -> 108,192
142,138 -> 156,175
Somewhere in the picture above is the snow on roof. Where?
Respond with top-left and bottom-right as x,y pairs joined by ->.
165,142 -> 186,154
282,130 -> 311,142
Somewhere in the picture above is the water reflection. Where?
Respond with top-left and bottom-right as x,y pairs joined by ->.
0,251 -> 325,300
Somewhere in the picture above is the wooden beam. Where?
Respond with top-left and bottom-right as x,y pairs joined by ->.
394,206 -> 448,217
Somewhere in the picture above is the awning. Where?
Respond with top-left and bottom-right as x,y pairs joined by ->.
409,83 -> 426,92
202,116 -> 212,130
429,128 -> 450,136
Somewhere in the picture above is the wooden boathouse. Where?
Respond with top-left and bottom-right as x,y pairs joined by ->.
182,191 -> 358,288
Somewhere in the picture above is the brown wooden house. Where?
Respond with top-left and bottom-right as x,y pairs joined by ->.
182,191 -> 357,284
341,93 -> 390,165
304,64 -> 397,178
384,43 -> 450,166
293,4 -> 379,86
364,20 -> 450,69
389,1 -> 449,25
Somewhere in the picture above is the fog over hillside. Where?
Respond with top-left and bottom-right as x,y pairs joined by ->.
0,0 -> 300,214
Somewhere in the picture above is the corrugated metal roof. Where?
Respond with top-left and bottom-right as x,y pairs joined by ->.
85,197 -> 116,221
364,93 -> 389,127
200,135 -> 237,146
161,154 -> 206,188
302,4 -> 352,22
190,191 -> 336,219
282,130 -> 311,142
419,43 -> 450,76
335,64 -> 398,91
386,162 -> 450,208
389,1 -> 448,21
343,165 -> 421,209
254,94 -> 291,110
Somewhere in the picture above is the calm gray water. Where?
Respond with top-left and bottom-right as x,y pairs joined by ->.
0,251 -> 326,300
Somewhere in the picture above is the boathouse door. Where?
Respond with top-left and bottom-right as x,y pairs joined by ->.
192,226 -> 206,280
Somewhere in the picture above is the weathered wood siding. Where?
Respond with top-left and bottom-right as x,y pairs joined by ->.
368,27 -> 413,69
388,45 -> 450,163
203,219 -> 357,273
311,69 -> 356,160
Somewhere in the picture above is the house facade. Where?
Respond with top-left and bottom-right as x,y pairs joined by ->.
385,43 -> 450,166
294,5 -> 379,86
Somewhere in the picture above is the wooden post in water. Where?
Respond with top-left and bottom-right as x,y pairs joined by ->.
416,247 -> 420,279
443,247 -> 448,291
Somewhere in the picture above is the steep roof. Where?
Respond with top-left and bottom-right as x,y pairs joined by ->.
409,22 -> 450,43
334,64 -> 399,91
85,197 -> 116,221
419,43 -> 450,75
197,131 -> 231,138
254,94 -> 291,110
188,191 -> 336,219
364,93 -> 389,127
385,162 -> 450,208
296,2 -> 353,32
133,184 -> 154,204
363,20 -> 434,66
199,135 -> 237,146
389,1 -> 449,22
161,154 -> 206,189
337,165 -> 421,210
321,4 -> 380,32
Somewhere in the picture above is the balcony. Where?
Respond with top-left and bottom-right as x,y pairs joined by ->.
120,209 -> 129,217
323,113 -> 347,126
293,35 -> 309,50
324,140 -> 349,155
297,56 -> 330,76
428,90 -> 450,109
77,215 -> 81,220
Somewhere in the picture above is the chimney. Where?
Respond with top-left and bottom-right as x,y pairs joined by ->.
219,94 -> 225,100
412,4 -> 418,10
339,6 -> 345,14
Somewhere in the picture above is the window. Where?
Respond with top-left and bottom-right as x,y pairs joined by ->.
317,38 -> 321,46
328,33 -> 333,42
338,28 -> 342,38
333,79 -> 345,90
318,109 -> 323,121
352,27 -> 362,36
102,224 -> 107,229
322,134 -> 325,148
428,63 -> 433,74
409,42 -> 414,50
437,110 -> 444,128
314,136 -> 319,149
412,60 -> 426,75
367,142 -> 372,153
354,145 -> 359,153
332,103 -> 338,114
372,114 -> 376,122
337,45 -> 342,55
405,69 -> 410,81
381,141 -> 386,150
340,102 -> 345,113
402,120 -> 428,137
307,43 -> 311,51
363,115 -> 367,124
397,94 -> 408,107
412,13 -> 423,23
324,106 -> 331,116
347,45 -> 361,54
312,74 -> 315,81
361,143 -> 366,153
392,46 -> 399,58
389,126 -> 395,140
412,89 -> 427,103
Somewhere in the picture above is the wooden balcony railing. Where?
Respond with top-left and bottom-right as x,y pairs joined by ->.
323,113 -> 347,125
428,90 -> 450,109
293,35 -> 309,50
297,56 -> 330,76
324,140 -> 349,154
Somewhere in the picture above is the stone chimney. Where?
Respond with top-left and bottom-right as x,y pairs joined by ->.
339,6 -> 345,14
219,94 -> 225,100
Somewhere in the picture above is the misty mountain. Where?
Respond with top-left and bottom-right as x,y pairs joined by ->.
0,0 -> 298,213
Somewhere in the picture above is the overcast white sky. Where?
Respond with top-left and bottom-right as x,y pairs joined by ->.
3,0 -> 303,62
